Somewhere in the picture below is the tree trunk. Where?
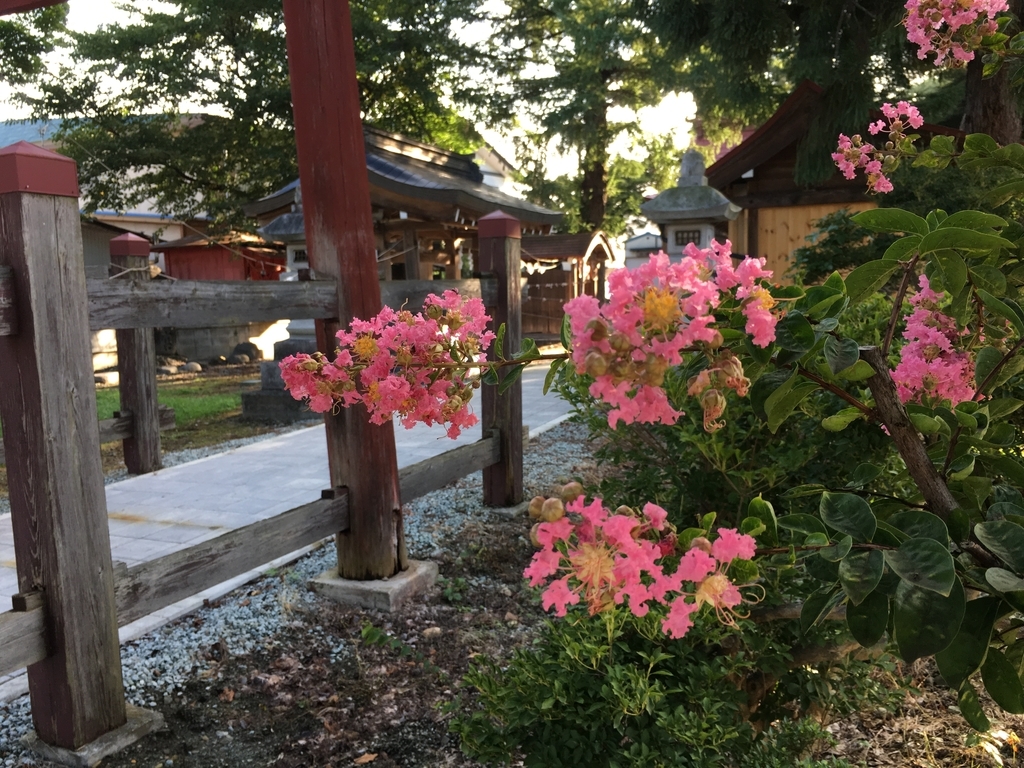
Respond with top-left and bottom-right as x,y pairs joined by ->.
579,106 -> 609,230
960,0 -> 1022,145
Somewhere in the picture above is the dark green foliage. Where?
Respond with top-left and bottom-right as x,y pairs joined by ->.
30,0 -> 485,225
453,605 -> 886,767
792,210 -> 896,284
0,5 -> 66,87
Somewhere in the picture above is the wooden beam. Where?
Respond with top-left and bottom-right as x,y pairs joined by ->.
403,230 -> 420,280
85,278 -> 503,330
111,234 -> 162,474
479,211 -> 524,507
0,144 -> 127,748
0,407 -> 174,466
115,490 -> 350,626
0,264 -> 15,336
399,435 -> 500,502
0,607 -> 46,679
283,0 -> 405,580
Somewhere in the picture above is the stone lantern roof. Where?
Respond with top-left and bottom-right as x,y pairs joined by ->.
640,150 -> 741,224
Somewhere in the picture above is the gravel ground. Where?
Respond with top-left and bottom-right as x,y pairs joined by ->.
0,420 -> 595,766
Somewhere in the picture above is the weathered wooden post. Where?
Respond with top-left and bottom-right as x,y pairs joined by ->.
479,210 -> 525,507
111,233 -> 162,475
282,0 -> 406,579
0,141 -> 159,759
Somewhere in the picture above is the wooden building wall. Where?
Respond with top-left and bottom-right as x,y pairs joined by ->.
163,248 -> 285,281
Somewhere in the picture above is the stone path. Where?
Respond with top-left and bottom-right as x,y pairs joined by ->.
0,363 -> 571,698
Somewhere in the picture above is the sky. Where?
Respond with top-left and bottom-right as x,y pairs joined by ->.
1,0 -> 696,179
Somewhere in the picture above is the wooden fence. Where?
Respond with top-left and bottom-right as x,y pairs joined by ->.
0,142 -> 525,753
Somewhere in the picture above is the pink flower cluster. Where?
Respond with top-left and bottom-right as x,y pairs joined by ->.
280,290 -> 495,438
892,275 -> 975,405
524,496 -> 757,639
564,244 -> 776,430
904,0 -> 1008,65
834,102 -> 924,194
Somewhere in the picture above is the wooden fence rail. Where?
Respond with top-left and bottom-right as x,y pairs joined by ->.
0,406 -> 174,467
85,277 -> 515,330
0,430 -> 506,678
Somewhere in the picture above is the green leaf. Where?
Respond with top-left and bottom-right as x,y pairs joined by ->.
819,535 -> 853,562
988,179 -> 1024,207
801,586 -> 841,633
987,398 -> 1024,419
985,567 -> 1024,592
932,249 -> 968,295
775,312 -> 816,353
883,236 -> 922,262
844,261 -> 900,306
494,323 -> 506,360
940,211 -> 1008,231
764,371 -> 818,433
958,682 -> 992,732
847,589 -> 889,646
728,558 -> 760,585
964,133 -> 999,153
542,357 -> 565,395
822,407 -> 864,432
778,513 -> 827,537
836,359 -> 876,381
746,496 -> 778,547
894,578 -> 966,662
498,362 -> 527,394
820,491 -> 876,542
480,367 -> 499,386
749,369 -> 791,422
852,208 -> 929,237
839,550 -> 884,605
982,648 -> 1024,713
740,516 -> 766,538
970,265 -> 1008,295
559,313 -> 571,350
823,335 -> 859,375
936,596 -> 1001,689
885,537 -> 956,595
513,336 -> 540,361
910,413 -> 944,435
919,228 -> 1016,256
887,511 -> 949,545
845,463 -> 881,489
975,520 -> 1024,572
977,289 -> 1024,336
979,454 -> 1024,487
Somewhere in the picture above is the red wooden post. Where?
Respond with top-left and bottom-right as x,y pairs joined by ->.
111,233 -> 162,474
479,211 -> 524,507
281,0 -> 406,578
0,142 -> 127,747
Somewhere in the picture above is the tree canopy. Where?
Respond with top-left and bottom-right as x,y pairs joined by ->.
1,4 -> 66,87
31,0 -> 486,226
487,0 -> 683,232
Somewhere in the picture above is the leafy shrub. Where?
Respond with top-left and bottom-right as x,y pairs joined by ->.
791,209 -> 896,284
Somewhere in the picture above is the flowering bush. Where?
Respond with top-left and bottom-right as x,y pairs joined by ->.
904,0 -> 1009,65
279,290 -> 493,438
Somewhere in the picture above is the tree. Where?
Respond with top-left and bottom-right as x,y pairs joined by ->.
29,0 -> 485,226
489,0 -> 681,231
643,0 -> 1022,183
0,3 -> 66,87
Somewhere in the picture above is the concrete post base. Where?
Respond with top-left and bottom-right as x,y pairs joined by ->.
310,559 -> 438,612
21,704 -> 164,767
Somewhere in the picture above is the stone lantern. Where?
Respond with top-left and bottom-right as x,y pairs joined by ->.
640,149 -> 741,258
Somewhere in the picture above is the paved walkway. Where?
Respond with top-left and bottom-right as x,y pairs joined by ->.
0,362 -> 570,672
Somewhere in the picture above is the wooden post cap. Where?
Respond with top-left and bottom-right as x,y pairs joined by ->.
0,0 -> 63,14
0,141 -> 80,198
478,210 -> 521,240
109,233 -> 152,258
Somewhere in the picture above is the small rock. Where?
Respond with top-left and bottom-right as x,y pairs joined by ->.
422,626 -> 442,639
504,612 -> 518,624
156,365 -> 178,376
181,361 -> 203,373
215,730 -> 232,740
227,354 -> 250,365
500,586 -> 512,597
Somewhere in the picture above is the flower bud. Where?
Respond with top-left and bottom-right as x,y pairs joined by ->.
614,505 -> 634,517
690,536 -> 713,554
530,522 -> 543,548
707,330 -> 724,350
425,304 -> 443,320
609,332 -> 632,353
584,351 -> 608,377
586,319 -> 609,342
641,355 -> 669,387
528,495 -> 546,520
541,498 -> 565,522
559,481 -> 584,503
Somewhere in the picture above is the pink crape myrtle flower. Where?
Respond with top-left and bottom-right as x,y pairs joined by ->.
904,0 -> 1009,66
279,290 -> 495,438
523,496 -> 758,639
892,275 -> 976,405
833,102 -> 924,195
564,242 -> 777,431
